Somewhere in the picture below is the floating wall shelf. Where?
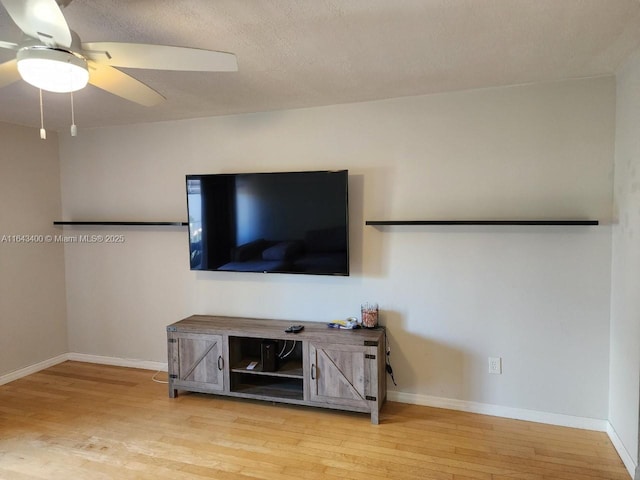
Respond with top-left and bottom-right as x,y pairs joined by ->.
365,220 -> 599,226
53,221 -> 188,226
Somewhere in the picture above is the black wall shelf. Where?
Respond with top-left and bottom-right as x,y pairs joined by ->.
53,221 -> 188,226
365,220 -> 599,226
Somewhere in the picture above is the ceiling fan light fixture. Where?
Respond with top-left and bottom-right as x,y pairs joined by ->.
17,47 -> 89,93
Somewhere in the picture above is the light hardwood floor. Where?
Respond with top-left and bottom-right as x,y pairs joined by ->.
0,361 -> 629,480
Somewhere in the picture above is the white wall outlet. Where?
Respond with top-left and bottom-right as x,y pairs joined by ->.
488,356 -> 502,374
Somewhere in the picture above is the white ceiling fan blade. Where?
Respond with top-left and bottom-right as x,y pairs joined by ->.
0,0 -> 72,47
87,61 -> 165,107
0,40 -> 18,50
0,59 -> 20,88
82,42 -> 238,72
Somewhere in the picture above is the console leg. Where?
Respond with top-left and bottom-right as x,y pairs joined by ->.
371,408 -> 379,425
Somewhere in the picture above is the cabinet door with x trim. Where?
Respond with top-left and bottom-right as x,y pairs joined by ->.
308,342 -> 378,410
169,333 -> 225,395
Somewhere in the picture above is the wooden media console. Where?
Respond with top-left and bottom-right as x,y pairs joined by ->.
167,315 -> 387,424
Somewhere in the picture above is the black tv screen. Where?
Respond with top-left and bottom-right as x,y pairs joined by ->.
186,170 -> 349,275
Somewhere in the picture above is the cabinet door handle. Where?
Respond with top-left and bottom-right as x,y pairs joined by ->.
311,363 -> 316,380
218,355 -> 224,371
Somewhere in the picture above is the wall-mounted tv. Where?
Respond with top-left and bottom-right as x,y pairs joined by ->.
186,170 -> 349,275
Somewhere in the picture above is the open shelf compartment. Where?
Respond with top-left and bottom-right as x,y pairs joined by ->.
230,374 -> 304,401
228,336 -> 304,399
230,357 -> 303,378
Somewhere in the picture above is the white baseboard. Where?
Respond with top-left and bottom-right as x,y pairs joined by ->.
0,353 -> 68,386
67,353 -> 167,372
1,355 -> 608,432
387,390 -> 608,431
388,390 -> 636,478
0,353 -> 167,387
606,422 -> 637,479
2,353 -> 634,479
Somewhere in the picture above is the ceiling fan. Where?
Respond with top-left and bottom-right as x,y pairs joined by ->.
0,0 -> 238,107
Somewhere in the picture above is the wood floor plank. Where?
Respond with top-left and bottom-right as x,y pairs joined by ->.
0,361 -> 630,480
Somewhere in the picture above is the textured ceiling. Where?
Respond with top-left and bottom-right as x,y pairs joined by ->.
1,0 -> 640,131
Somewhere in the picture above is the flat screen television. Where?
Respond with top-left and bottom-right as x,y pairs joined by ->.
186,170 -> 349,275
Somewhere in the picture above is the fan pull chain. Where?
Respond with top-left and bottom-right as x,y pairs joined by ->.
39,89 -> 46,140
70,91 -> 77,137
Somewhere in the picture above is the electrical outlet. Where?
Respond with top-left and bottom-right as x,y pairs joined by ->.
488,356 -> 502,374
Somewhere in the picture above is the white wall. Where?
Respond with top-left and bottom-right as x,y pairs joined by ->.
58,77 -> 615,420
0,122 -> 68,377
610,49 -> 640,471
